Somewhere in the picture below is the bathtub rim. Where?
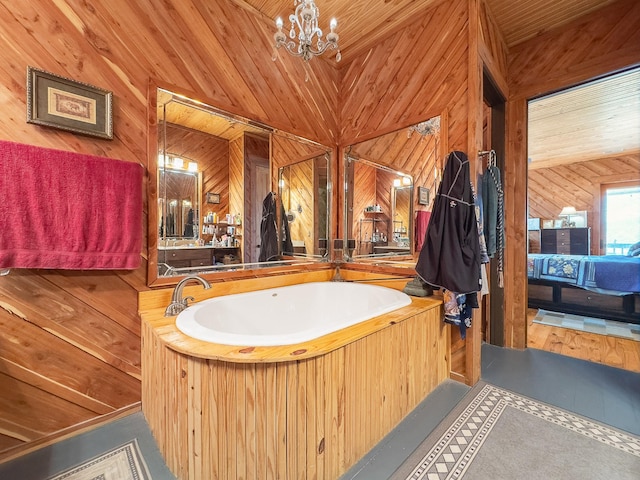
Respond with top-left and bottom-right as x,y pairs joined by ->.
141,283 -> 443,363
175,281 -> 414,347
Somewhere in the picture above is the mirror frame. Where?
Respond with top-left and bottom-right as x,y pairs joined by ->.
147,84 -> 333,287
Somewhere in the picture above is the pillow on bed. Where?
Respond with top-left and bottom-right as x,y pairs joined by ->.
628,241 -> 640,257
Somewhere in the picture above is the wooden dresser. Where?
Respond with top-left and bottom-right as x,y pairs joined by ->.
540,227 -> 590,255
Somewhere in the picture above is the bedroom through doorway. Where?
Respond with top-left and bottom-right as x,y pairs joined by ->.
526,67 -> 640,372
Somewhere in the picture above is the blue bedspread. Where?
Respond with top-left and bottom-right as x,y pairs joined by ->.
528,254 -> 640,294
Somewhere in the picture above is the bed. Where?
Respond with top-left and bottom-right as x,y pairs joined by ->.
527,254 -> 640,325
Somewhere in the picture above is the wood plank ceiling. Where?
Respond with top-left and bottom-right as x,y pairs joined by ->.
528,67 -> 640,169
237,0 -> 617,56
236,0 -> 629,163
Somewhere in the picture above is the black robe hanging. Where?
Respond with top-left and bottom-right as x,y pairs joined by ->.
415,151 -> 481,294
258,192 -> 293,262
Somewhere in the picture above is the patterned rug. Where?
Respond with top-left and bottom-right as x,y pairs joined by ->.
533,309 -> 640,341
390,382 -> 640,480
47,439 -> 151,480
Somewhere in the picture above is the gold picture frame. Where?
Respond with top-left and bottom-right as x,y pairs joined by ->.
418,186 -> 430,205
206,192 -> 221,204
27,66 -> 113,139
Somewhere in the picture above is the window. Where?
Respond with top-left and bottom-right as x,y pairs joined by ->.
602,183 -> 640,255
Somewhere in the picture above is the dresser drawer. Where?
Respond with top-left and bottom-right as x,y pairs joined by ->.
562,288 -> 622,310
528,283 -> 554,302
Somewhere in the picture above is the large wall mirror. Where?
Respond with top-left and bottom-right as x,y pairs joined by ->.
343,115 -> 442,265
344,156 -> 414,259
278,154 -> 330,259
149,88 -> 332,285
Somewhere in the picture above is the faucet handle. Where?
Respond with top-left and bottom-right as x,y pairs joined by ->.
182,296 -> 195,308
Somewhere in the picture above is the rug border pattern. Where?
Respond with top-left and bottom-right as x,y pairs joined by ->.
402,383 -> 640,480
47,439 -> 151,480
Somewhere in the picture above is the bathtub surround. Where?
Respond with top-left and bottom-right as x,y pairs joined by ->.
0,140 -> 143,270
139,273 -> 449,479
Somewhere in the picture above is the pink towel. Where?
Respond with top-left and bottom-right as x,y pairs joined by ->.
0,140 -> 143,270
415,210 -> 431,252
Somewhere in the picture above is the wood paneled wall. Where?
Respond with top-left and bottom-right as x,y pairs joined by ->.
504,0 -> 640,348
528,152 -> 640,254
2,0 -> 635,462
0,0 -> 337,460
339,0 -> 469,150
339,0 -> 471,381
284,161 -> 315,254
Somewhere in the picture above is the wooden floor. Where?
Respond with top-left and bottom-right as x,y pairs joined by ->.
526,308 -> 640,373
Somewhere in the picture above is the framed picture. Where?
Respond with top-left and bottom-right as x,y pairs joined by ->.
206,192 -> 220,204
27,66 -> 113,139
418,186 -> 430,205
542,220 -> 554,229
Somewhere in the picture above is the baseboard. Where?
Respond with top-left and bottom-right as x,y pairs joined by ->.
0,402 -> 141,465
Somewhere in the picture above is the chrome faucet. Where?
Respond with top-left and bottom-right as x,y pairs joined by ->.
164,275 -> 211,316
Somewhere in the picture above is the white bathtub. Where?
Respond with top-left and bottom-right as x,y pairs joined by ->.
175,281 -> 412,346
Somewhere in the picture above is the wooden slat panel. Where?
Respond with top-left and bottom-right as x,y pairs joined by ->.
508,0 -> 640,100
489,0 -> 616,47
528,69 -> 640,168
340,0 -> 469,146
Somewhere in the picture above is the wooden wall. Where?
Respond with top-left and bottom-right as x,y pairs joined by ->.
504,0 -> 640,348
339,0 -> 471,381
0,0 -> 337,460
528,153 -> 640,254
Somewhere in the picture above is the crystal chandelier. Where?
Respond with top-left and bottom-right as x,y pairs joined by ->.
273,0 -> 341,63
408,117 -> 441,138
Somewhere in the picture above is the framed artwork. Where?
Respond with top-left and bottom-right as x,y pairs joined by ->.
206,192 -> 221,204
27,66 -> 113,139
418,186 -> 430,205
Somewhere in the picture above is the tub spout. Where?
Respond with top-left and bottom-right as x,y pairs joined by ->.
165,275 -> 212,317
332,263 -> 345,282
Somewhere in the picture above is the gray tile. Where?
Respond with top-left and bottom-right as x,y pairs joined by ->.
340,380 -> 470,480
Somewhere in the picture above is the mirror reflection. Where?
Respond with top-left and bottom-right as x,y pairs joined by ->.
278,154 -> 329,258
152,88 -> 331,282
345,157 -> 413,258
344,115 -> 441,263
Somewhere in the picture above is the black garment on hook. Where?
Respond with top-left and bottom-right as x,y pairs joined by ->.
415,151 -> 482,294
258,192 -> 294,262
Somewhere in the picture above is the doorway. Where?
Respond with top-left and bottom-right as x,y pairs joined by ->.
482,70 -> 506,346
